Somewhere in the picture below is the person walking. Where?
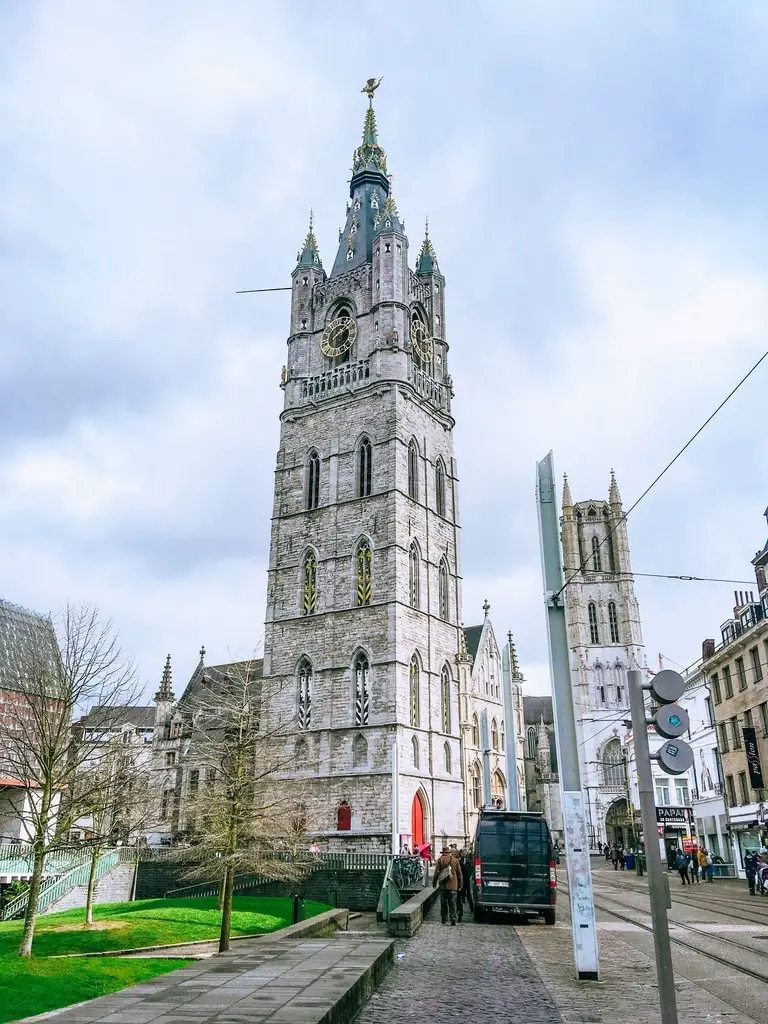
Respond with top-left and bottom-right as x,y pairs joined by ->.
688,847 -> 700,884
604,843 -> 611,861
697,846 -> 709,882
449,844 -> 465,922
433,845 -> 462,925
745,850 -> 758,896
611,845 -> 621,870
676,849 -> 689,885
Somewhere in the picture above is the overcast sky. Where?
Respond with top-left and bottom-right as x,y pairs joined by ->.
2,2 -> 767,700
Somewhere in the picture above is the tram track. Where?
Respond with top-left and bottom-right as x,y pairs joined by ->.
594,874 -> 768,927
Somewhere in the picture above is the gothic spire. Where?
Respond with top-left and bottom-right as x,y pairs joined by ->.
350,84 -> 389,196
609,469 -> 622,507
416,216 -> 438,275
562,473 -> 573,512
154,654 -> 174,703
296,210 -> 322,269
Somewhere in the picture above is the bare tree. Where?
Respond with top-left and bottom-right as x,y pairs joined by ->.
175,657 -> 312,952
0,603 -> 140,957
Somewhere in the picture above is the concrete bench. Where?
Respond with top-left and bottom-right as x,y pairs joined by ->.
387,885 -> 440,937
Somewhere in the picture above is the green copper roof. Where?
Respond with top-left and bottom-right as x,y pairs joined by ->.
416,219 -> 438,275
296,211 -> 323,269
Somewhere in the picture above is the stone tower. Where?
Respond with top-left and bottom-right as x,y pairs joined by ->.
560,471 -> 646,849
260,87 -> 465,851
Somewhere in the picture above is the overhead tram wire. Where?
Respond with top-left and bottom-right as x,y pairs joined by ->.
236,287 -> 292,294
553,344 -> 768,601
562,568 -> 758,586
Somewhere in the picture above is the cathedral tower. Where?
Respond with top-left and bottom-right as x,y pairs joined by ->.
560,471 -> 646,848
261,86 -> 464,850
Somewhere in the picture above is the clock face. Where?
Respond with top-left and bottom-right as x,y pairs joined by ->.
410,319 -> 434,362
321,316 -> 357,357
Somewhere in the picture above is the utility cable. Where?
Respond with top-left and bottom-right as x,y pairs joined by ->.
553,345 -> 768,600
563,568 -> 758,586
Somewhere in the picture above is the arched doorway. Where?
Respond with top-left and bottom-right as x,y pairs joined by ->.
605,797 -> 632,847
411,791 -> 425,848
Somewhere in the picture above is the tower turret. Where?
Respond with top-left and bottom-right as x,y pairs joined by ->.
289,212 -> 326,357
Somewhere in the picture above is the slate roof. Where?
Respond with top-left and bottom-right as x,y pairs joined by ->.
463,625 -> 483,662
75,705 -> 156,730
179,658 -> 264,707
523,694 -> 553,726
0,598 -> 57,695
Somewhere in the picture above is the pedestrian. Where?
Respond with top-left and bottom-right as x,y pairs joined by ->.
697,846 -> 709,882
676,849 -> 689,885
744,850 -> 758,896
449,844 -> 464,921
611,845 -> 620,871
604,843 -> 611,861
432,845 -> 462,925
688,848 -> 700,884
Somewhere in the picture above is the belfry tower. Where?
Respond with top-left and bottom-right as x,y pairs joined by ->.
260,84 -> 465,850
560,471 -> 647,849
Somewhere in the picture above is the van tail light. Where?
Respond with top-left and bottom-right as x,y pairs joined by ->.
474,857 -> 482,885
549,860 -> 557,889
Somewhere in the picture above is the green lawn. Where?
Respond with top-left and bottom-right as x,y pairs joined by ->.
0,896 -> 330,1022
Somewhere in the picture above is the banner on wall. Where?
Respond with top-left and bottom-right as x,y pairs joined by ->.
743,728 -> 765,790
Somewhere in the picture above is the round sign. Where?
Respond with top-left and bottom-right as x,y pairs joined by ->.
654,703 -> 690,739
649,668 -> 686,705
654,738 -> 693,775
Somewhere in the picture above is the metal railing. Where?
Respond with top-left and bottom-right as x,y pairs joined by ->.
137,848 -> 390,870
0,849 -> 119,921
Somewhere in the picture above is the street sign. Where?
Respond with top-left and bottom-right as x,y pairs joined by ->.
655,739 -> 694,775
654,705 -> 689,739
649,669 -> 686,705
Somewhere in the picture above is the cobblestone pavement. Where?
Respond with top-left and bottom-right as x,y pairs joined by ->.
354,916 -> 565,1024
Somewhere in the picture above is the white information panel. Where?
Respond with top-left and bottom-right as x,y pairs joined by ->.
561,790 -> 600,979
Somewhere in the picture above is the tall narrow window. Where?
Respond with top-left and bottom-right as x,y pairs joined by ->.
409,655 -> 420,727
302,551 -> 317,616
608,602 -> 619,643
444,741 -> 451,774
409,543 -> 420,609
438,559 -> 449,620
307,450 -> 320,510
491,718 -> 499,750
591,535 -> 601,572
407,440 -> 419,500
356,539 -> 372,606
354,653 -> 370,726
588,602 -> 599,643
471,714 -> 480,747
297,658 -> 312,730
527,727 -> 537,759
358,437 -> 372,498
471,763 -> 482,808
441,666 -> 451,733
435,459 -> 446,517
412,735 -> 420,769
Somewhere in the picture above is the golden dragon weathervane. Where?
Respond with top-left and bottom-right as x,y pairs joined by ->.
361,77 -> 383,102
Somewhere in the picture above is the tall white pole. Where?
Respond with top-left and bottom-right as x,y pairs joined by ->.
536,451 -> 600,980
501,640 -> 520,810
391,737 -> 399,854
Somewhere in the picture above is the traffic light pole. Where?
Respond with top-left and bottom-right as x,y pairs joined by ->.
628,668 -> 678,1024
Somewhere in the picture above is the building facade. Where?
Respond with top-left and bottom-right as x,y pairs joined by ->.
522,695 -> 562,840
701,508 -> 768,875
560,472 -> 647,849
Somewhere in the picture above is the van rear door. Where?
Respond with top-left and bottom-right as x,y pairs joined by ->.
479,815 -> 551,908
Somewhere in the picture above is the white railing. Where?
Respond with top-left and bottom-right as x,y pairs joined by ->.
301,360 -> 370,402
412,366 -> 447,409
0,849 -> 120,920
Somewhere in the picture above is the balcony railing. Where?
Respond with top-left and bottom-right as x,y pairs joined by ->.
301,360 -> 371,402
412,366 -> 448,410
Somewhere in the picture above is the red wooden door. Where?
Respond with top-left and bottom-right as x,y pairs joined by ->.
411,792 -> 424,848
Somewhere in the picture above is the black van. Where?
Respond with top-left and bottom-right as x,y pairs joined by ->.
472,809 -> 557,924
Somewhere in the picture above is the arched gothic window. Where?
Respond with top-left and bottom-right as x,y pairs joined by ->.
412,735 -> 420,769
444,741 -> 451,774
352,734 -> 368,768
358,437 -> 372,498
608,601 -> 620,643
435,459 -> 446,517
409,543 -> 420,609
441,666 -> 451,733
471,762 -> 482,808
527,726 -> 538,760
302,551 -> 318,616
500,720 -> 505,749
354,653 -> 370,726
438,559 -> 449,620
307,450 -> 320,510
591,535 -> 601,572
588,602 -> 599,644
471,713 -> 480,747
409,655 -> 420,727
356,539 -> 372,607
601,738 -> 624,789
407,441 -> 419,500
297,658 -> 312,730
491,718 -> 499,751
492,771 -> 506,807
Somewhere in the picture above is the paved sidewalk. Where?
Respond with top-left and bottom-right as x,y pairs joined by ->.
22,933 -> 393,1024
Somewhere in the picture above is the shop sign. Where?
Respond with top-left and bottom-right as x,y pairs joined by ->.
655,806 -> 692,824
682,839 -> 695,852
743,727 -> 765,789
